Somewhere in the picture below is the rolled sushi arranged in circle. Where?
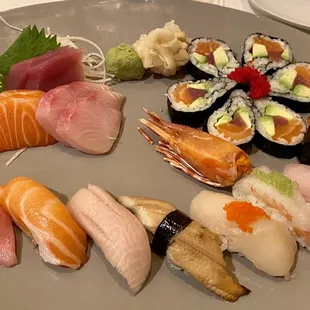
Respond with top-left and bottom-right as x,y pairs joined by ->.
166,78 -> 237,127
242,33 -> 293,75
204,90 -> 255,151
269,62 -> 310,113
253,98 -> 306,159
297,116 -> 310,165
186,38 -> 240,80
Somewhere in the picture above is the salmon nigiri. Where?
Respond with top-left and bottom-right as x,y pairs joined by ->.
0,90 -> 56,152
0,177 -> 88,269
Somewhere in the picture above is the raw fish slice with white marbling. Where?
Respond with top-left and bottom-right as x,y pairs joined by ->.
67,185 -> 151,294
232,166 -> 310,249
283,164 -> 310,202
36,81 -> 124,154
0,206 -> 17,267
190,190 -> 297,277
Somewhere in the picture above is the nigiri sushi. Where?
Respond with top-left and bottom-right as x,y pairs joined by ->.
0,90 -> 56,152
67,185 -> 151,295
118,196 -> 250,302
233,166 -> 310,248
36,82 -> 124,155
0,177 -> 88,269
0,206 -> 17,267
190,190 -> 297,278
283,164 -> 310,202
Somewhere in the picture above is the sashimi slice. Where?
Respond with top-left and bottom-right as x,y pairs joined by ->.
67,185 -> 151,294
5,47 -> 84,92
283,164 -> 310,202
0,205 -> 17,267
36,81 -> 124,155
0,177 -> 88,269
0,90 -> 56,152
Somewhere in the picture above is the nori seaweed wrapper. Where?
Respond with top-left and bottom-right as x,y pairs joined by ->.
152,210 -> 192,256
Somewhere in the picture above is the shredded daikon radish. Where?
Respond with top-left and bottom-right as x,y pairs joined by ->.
5,148 -> 28,166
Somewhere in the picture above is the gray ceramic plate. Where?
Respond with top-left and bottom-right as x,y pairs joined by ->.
0,0 -> 309,309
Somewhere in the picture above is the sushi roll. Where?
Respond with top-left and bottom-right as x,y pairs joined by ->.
297,116 -> 310,165
253,97 -> 306,159
269,62 -> 310,113
242,33 -> 293,75
166,78 -> 236,127
204,90 -> 255,151
186,38 -> 240,80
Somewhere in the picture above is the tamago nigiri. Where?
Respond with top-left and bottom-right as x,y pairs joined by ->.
190,190 -> 297,278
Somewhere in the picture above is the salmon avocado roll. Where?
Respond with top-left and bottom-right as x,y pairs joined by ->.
186,38 -> 240,80
166,78 -> 236,127
269,62 -> 310,113
242,33 -> 293,75
253,98 -> 306,159
204,90 -> 255,151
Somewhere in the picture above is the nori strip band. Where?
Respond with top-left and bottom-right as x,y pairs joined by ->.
152,210 -> 192,256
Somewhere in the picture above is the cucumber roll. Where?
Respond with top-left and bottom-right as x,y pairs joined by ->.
242,33 -> 293,75
269,62 -> 310,113
203,90 -> 255,151
253,98 -> 306,159
166,78 -> 236,128
186,38 -> 240,80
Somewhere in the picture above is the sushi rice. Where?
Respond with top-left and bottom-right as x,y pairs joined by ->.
206,90 -> 255,146
242,33 -> 293,74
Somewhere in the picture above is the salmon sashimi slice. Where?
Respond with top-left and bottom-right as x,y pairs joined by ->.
0,206 -> 18,267
294,66 -> 310,88
67,185 -> 152,294
0,90 -> 56,152
0,177 -> 88,269
195,41 -> 221,56
273,119 -> 304,143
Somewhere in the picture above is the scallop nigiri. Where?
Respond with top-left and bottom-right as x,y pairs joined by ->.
0,177 -> 88,269
233,166 -> 310,249
190,190 -> 297,277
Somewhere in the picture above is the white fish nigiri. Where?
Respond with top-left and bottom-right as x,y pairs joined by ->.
233,166 -> 310,249
67,185 -> 151,294
190,190 -> 297,277
283,164 -> 310,202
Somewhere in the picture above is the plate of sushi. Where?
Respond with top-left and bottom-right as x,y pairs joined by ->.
1,0 -> 310,309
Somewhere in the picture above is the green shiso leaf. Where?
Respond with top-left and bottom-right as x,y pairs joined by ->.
0,25 -> 60,78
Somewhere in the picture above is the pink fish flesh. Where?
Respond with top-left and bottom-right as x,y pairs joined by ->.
5,47 -> 84,92
283,164 -> 310,202
35,81 -> 124,154
67,185 -> 151,294
0,207 -> 17,267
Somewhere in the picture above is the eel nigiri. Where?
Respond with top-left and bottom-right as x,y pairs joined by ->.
118,196 -> 250,302
0,206 -> 17,267
36,82 -> 124,155
67,185 -> 151,295
0,90 -> 56,152
283,163 -> 310,202
0,177 -> 88,269
190,190 -> 297,278
233,166 -> 310,249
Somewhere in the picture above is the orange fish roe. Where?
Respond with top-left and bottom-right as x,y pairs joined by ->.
224,201 -> 270,234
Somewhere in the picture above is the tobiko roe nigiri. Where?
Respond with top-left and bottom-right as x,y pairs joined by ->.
0,90 -> 56,152
190,190 -> 297,278
0,177 -> 88,269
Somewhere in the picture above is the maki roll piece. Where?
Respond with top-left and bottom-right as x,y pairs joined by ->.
297,116 -> 310,165
242,33 -> 293,75
166,78 -> 236,127
269,62 -> 310,113
187,38 -> 240,80
204,90 -> 255,151
253,97 -> 306,159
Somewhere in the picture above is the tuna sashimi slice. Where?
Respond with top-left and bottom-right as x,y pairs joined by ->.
36,81 -> 124,154
0,206 -> 17,267
67,185 -> 151,294
5,47 -> 84,92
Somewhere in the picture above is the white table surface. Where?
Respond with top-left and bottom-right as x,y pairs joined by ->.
0,0 -> 255,14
